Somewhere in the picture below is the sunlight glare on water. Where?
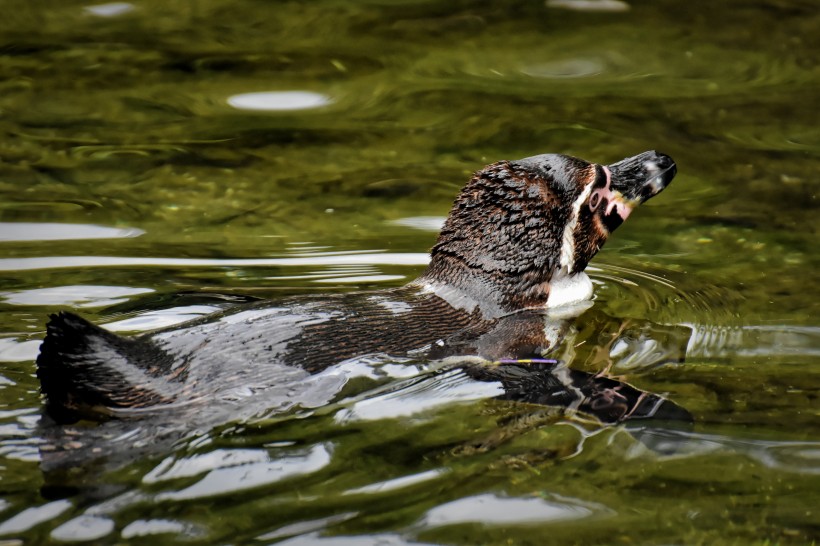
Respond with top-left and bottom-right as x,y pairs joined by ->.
227,91 -> 334,112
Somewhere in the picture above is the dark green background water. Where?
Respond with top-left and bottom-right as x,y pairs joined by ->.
0,0 -> 818,544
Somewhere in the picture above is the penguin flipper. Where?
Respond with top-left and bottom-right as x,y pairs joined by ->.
37,312 -> 181,422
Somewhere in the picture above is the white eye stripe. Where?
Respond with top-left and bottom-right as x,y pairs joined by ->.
559,177 -> 595,272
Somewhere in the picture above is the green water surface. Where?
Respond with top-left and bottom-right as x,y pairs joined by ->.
0,0 -> 818,544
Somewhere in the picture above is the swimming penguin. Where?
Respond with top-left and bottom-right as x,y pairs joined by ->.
36,150 -> 677,425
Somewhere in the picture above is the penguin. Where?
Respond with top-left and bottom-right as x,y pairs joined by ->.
36,150 -> 677,425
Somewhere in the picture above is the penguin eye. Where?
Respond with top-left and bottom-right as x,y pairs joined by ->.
589,193 -> 600,211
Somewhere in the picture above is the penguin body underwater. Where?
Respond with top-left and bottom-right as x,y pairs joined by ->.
36,150 -> 678,425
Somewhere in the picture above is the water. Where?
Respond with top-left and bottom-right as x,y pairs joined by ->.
0,0 -> 818,544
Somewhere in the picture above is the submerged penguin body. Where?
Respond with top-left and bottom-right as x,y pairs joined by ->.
38,288 -> 556,422
37,151 -> 677,423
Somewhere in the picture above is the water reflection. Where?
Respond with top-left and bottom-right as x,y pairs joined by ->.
31,304 -> 695,486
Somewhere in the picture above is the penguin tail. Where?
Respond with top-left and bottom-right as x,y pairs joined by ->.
37,312 -> 181,423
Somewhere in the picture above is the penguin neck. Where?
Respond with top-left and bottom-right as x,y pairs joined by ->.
414,256 -> 548,319
414,256 -> 594,320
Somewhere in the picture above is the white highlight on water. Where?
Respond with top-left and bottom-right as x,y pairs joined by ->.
227,91 -> 332,112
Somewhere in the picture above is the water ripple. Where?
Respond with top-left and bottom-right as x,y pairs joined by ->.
590,262 -> 723,316
0,285 -> 153,308
105,305 -> 222,332
421,493 -> 606,526
276,533 -> 436,546
335,369 -> 504,423
0,253 -> 430,272
685,324 -> 820,360
629,429 -> 820,475
154,444 -> 332,501
0,223 -> 144,242
121,519 -> 200,539
0,338 -> 41,363
344,469 -> 446,495
50,515 -> 114,542
0,500 -> 73,536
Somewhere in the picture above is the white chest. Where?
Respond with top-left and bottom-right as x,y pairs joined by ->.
546,272 -> 594,308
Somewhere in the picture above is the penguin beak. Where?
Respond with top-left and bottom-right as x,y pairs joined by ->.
606,150 -> 677,205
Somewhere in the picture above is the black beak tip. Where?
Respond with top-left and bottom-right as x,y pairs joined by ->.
653,151 -> 677,184
653,151 -> 674,168
664,162 -> 677,185
608,150 -> 678,202
644,151 -> 677,194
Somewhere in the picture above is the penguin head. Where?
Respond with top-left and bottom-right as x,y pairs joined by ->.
424,150 -> 676,310
561,150 -> 677,274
